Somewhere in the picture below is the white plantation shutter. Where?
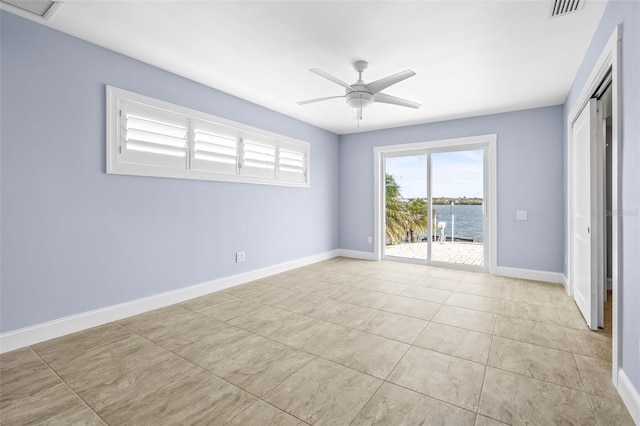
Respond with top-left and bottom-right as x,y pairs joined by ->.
108,86 -> 310,187
278,142 -> 307,182
192,120 -> 239,174
241,137 -> 277,179
119,101 -> 188,169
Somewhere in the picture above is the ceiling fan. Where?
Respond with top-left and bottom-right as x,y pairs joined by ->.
298,60 -> 421,122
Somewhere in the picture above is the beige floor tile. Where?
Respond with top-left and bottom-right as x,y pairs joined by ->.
334,288 -> 396,309
354,310 -> 427,343
488,336 -> 583,390
455,282 -> 503,298
225,284 -> 279,301
118,304 -> 194,330
97,368 -> 256,425
502,285 -> 572,311
320,271 -> 367,286
263,358 -> 381,426
400,285 -> 452,303
229,306 -> 325,347
387,346 -> 486,411
120,305 -> 229,346
432,305 -> 497,334
1,347 -> 62,404
475,415 -> 508,425
181,294 -> 264,322
494,315 -> 572,351
270,291 -> 329,313
0,348 -> 104,425
37,328 -> 256,425
426,268 -> 467,281
588,394 -> 636,426
227,400 -> 306,425
462,273 -> 505,286
180,292 -> 238,311
565,327 -> 612,360
301,298 -> 377,329
228,304 -> 304,331
380,296 -> 441,320
552,295 -> 582,312
498,300 -> 588,329
291,280 -> 350,298
478,367 -> 597,425
254,286 -> 305,306
574,354 -> 619,399
411,276 -> 460,291
414,322 -> 492,363
304,327 -> 409,379
33,324 -> 178,394
445,292 -> 500,313
352,278 -> 410,295
294,320 -> 352,352
255,273 -> 302,288
178,332 -> 315,397
352,382 -> 476,426
366,270 -> 418,284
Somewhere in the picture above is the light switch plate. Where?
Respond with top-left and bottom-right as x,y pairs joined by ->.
516,211 -> 528,221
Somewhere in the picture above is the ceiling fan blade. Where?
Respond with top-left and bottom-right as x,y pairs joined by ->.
310,68 -> 354,90
297,95 -> 344,105
374,93 -> 421,109
365,70 -> 416,94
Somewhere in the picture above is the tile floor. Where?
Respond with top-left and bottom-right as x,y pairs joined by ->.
0,258 -> 634,425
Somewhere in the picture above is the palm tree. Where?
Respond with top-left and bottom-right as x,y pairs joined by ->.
385,174 -> 411,244
406,198 -> 429,242
385,174 -> 437,245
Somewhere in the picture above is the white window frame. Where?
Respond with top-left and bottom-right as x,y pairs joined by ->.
106,86 -> 310,187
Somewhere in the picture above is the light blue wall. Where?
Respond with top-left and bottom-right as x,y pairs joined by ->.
340,106 -> 565,273
563,0 -> 640,393
0,12 -> 340,332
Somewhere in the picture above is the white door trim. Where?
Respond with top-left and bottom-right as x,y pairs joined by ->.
567,25 -> 621,386
373,134 -> 497,274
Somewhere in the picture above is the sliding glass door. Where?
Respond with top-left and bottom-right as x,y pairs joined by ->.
384,154 -> 429,260
383,145 -> 487,270
430,149 -> 484,267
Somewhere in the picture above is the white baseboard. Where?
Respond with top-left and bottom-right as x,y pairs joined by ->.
618,368 -> 640,425
562,274 -> 569,294
493,266 -> 565,285
0,249 -> 340,354
335,249 -> 377,260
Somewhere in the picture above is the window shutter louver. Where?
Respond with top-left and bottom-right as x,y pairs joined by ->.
120,101 -> 188,169
278,142 -> 307,182
241,137 -> 277,179
191,120 -> 239,175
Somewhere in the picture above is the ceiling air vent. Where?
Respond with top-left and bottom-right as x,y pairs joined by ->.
549,0 -> 585,18
0,0 -> 61,20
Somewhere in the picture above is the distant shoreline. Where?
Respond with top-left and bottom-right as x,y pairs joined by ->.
408,197 -> 484,206
432,202 -> 483,205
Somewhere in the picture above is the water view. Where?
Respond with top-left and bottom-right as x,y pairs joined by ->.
432,204 -> 484,243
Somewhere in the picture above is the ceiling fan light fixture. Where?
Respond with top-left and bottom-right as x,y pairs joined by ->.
345,91 -> 374,110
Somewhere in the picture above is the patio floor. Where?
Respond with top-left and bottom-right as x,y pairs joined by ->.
385,241 -> 484,266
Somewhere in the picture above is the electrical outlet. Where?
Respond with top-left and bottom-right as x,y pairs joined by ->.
367,236 -> 373,244
236,251 -> 246,263
516,211 -> 528,221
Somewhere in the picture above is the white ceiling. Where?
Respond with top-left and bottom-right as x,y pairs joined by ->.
32,0 -> 607,134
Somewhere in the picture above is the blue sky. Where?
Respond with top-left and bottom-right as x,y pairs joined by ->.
385,150 -> 483,199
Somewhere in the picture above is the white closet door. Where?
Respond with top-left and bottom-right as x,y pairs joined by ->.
571,98 -> 602,330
